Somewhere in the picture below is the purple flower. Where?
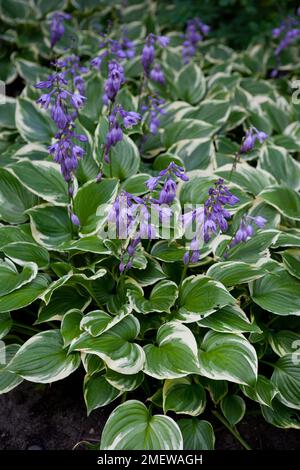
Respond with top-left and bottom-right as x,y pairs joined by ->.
50,12 -> 71,48
141,42 -> 155,75
229,214 -> 267,249
157,36 -> 170,47
104,60 -> 125,103
150,63 -> 165,84
51,101 -> 68,129
240,127 -> 268,154
122,111 -> 141,129
36,93 -> 52,109
71,213 -> 80,226
182,18 -> 210,64
70,93 -> 86,110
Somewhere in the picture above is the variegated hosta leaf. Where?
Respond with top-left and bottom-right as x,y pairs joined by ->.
220,395 -> 246,426
73,178 -> 119,236
8,330 -> 80,383
8,159 -> 69,206
261,398 -> 300,429
240,375 -> 277,407
84,373 -> 122,415
268,330 -> 300,357
2,241 -> 49,269
80,310 -> 129,337
0,344 -> 23,394
143,321 -> 200,379
81,353 -> 105,376
0,260 -> 38,296
215,162 -> 276,195
100,400 -> 183,450
61,309 -> 83,347
105,369 -> 144,391
199,331 -> 258,386
281,249 -> 300,280
69,315 -> 145,375
259,186 -> 300,221
198,304 -> 261,334
163,378 -> 206,416
127,279 -> 178,314
249,267 -> 300,316
176,275 -> 236,322
205,379 -> 228,405
207,261 -> 265,286
175,62 -> 206,104
221,229 -> 279,263
271,355 -> 300,410
0,312 -> 12,339
178,419 -> 215,450
0,274 -> 49,313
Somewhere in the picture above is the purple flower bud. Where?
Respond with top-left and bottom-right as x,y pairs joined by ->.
122,111 -> 141,128
71,213 -> 80,226
150,63 -> 165,84
157,35 -> 170,47
183,251 -> 190,265
70,93 -> 86,110
146,176 -> 161,191
141,43 -> 155,74
252,215 -> 267,229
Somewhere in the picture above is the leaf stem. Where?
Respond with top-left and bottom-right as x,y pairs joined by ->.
212,410 -> 252,450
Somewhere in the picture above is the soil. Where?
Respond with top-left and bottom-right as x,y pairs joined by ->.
0,371 -> 299,450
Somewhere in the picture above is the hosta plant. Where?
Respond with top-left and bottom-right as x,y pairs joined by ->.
0,0 -> 300,451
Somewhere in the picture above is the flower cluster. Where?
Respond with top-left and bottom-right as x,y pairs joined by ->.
182,18 -> 210,64
36,66 -> 87,225
239,127 -> 268,154
142,96 -> 166,135
103,60 -> 125,105
146,162 -> 189,204
109,162 -> 188,272
50,11 -> 71,48
141,34 -> 169,82
229,215 -> 267,248
91,34 -> 135,70
271,11 -> 300,77
103,105 -> 141,164
183,179 -> 239,264
56,55 -> 88,95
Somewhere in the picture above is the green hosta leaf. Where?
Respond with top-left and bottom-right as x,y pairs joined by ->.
177,275 -> 235,322
105,369 -> 144,392
127,279 -> 178,314
0,168 -> 38,224
261,398 -> 300,429
143,322 -> 200,379
70,315 -> 144,375
9,160 -> 69,205
0,225 -> 34,250
0,312 -> 12,339
80,310 -> 129,337
282,249 -> 300,280
61,236 -> 110,254
73,178 -> 119,236
151,241 -> 187,262
271,355 -> 300,409
178,419 -> 215,450
3,242 -> 49,269
163,378 -> 206,416
37,286 -> 91,323
169,138 -> 214,171
130,257 -> 166,286
269,330 -> 300,357
27,204 -> 73,249
0,274 -> 48,313
15,98 -> 56,143
215,163 -> 276,195
84,373 -> 121,415
82,74 -> 103,121
105,135 -> 140,180
198,305 -> 261,334
14,59 -> 51,85
121,173 -> 150,195
82,353 -> 104,376
100,400 -> 183,450
258,145 -> 300,191
61,309 -> 83,347
207,261 -> 265,286
186,100 -> 230,125
176,62 -> 206,104
163,120 -> 217,149
0,97 -> 16,129
199,331 -> 258,386
0,260 -> 37,296
205,379 -> 228,404
224,229 -> 279,263
8,330 -> 80,383
250,268 -> 300,316
259,186 -> 300,221
273,231 -> 300,248
241,375 -> 277,407
0,344 -> 23,394
220,395 -> 246,426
